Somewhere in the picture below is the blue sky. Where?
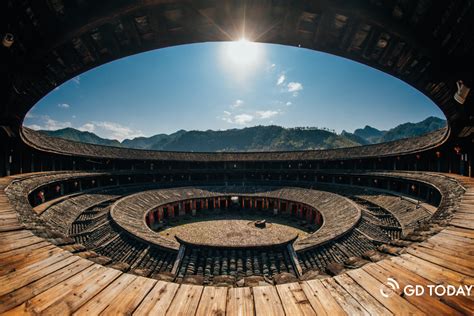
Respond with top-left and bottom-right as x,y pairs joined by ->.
25,41 -> 444,141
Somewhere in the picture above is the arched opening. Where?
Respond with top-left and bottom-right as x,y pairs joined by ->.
24,42 -> 445,153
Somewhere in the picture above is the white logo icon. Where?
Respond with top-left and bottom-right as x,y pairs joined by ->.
380,278 -> 400,298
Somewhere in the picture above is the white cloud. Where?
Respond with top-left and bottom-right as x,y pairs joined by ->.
256,110 -> 279,119
287,82 -> 303,92
221,112 -> 254,125
286,101 -> 292,106
45,117 -> 72,130
267,63 -> 276,72
234,114 -> 254,125
277,74 -> 286,86
78,123 -> 95,133
58,103 -> 70,109
221,116 -> 233,123
94,121 -> 144,141
287,82 -> 303,96
24,114 -> 143,141
230,99 -> 244,109
25,124 -> 42,130
72,115 -> 77,119
28,116 -> 72,131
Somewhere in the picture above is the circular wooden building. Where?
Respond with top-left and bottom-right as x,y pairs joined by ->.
0,1 -> 473,315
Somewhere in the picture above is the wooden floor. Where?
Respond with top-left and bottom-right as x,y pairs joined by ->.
0,174 -> 473,315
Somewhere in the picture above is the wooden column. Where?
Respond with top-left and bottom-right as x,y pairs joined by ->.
158,207 -> 164,222
287,244 -> 303,277
146,211 -> 152,226
171,244 -> 186,276
179,202 -> 185,216
469,153 -> 472,177
149,211 -> 155,227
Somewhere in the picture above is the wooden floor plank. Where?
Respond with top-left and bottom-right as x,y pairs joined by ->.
275,282 -> 315,316
0,222 -> 23,232
1,264 -> 104,315
0,230 -> 34,240
334,274 -> 392,316
33,266 -> 122,315
0,245 -> 62,276
0,252 -> 76,296
434,233 -> 474,246
253,285 -> 285,316
0,258 -> 94,314
165,284 -> 203,316
346,269 -> 424,315
443,227 -> 474,239
437,231 -> 474,244
452,214 -> 474,222
226,287 -> 254,316
0,217 -> 20,225
421,236 -> 474,253
417,242 -> 474,260
406,248 -> 474,276
377,260 -> 473,315
322,278 -> 370,316
365,262 -> 465,315
449,220 -> 474,229
97,276 -> 156,315
0,241 -> 51,262
133,281 -> 179,316
0,236 -> 44,253
196,286 -> 228,316
393,255 -> 474,289
300,279 -> 346,316
0,243 -> 55,268
73,273 -> 137,316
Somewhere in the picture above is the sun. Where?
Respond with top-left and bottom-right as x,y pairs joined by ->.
221,38 -> 263,74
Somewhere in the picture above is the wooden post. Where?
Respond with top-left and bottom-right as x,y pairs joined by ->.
171,244 -> 186,276
287,244 -> 303,277
158,208 -> 164,222
179,202 -> 185,216
469,153 -> 472,177
149,211 -> 154,228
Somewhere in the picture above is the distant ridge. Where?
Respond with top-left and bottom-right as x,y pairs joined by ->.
40,116 -> 446,152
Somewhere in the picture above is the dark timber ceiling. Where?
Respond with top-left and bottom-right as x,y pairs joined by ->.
1,0 -> 473,141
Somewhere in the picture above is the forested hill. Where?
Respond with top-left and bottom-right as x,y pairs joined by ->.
40,116 -> 446,152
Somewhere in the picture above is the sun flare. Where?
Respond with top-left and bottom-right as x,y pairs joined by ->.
221,38 -> 263,71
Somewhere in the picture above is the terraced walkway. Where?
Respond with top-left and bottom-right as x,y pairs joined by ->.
0,173 -> 472,315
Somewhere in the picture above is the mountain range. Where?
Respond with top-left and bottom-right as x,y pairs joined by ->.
39,116 -> 446,152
